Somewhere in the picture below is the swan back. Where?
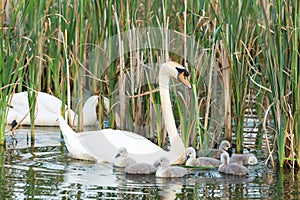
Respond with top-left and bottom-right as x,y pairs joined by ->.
186,147 -> 220,167
219,152 -> 249,176
198,157 -> 221,167
113,147 -> 136,168
230,154 -> 258,165
155,156 -> 187,178
125,163 -> 156,174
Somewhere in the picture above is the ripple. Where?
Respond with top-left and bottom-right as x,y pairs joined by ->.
1,128 -> 300,199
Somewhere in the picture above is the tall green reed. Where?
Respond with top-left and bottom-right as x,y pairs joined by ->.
0,1 -> 28,145
292,0 -> 300,166
257,0 -> 299,167
208,0 -> 257,153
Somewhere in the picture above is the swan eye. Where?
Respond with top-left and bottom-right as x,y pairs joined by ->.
176,67 -> 189,77
176,67 -> 191,88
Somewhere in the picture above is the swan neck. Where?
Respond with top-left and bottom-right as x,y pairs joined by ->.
81,97 -> 97,125
158,65 -> 186,164
159,74 -> 178,143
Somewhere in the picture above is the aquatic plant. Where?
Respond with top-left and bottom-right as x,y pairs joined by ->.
256,0 -> 299,168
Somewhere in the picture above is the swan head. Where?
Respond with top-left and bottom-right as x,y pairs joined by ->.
160,61 -> 191,88
154,156 -> 170,168
220,140 -> 231,151
248,155 -> 258,165
115,147 -> 128,158
185,147 -> 196,160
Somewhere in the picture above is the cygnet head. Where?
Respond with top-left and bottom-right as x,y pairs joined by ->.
248,155 -> 258,165
115,147 -> 128,158
186,147 -> 196,159
154,156 -> 170,168
160,61 -> 191,88
220,140 -> 231,151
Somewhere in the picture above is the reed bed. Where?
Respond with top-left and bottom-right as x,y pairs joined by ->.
0,0 -> 299,168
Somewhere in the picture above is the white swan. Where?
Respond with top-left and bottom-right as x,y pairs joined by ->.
154,156 -> 187,178
219,152 -> 249,176
229,153 -> 258,165
7,92 -> 98,126
185,147 -> 220,167
57,61 -> 191,164
113,147 -> 136,167
197,140 -> 231,159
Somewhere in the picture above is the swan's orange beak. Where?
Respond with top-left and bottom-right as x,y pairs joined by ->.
178,72 -> 191,88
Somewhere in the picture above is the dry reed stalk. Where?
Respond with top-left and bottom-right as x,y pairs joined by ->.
112,5 -> 126,130
204,43 -> 215,144
128,28 -> 135,132
63,29 -> 72,126
146,32 -> 161,144
263,101 -> 275,168
183,0 -> 187,67
220,42 -> 232,142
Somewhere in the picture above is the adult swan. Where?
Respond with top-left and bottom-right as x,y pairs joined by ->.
7,92 -> 98,126
58,61 -> 191,164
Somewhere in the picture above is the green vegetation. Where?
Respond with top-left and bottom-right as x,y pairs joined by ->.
0,0 -> 299,168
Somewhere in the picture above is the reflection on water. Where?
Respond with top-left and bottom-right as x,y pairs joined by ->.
0,127 -> 300,199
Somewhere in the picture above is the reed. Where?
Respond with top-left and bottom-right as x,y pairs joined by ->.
293,1 -> 300,166
207,0 -> 255,153
257,0 -> 299,167
0,1 -> 28,144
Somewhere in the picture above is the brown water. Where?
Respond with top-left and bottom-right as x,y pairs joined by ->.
0,127 -> 299,199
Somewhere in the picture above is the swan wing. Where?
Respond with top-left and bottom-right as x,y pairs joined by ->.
74,129 -> 165,164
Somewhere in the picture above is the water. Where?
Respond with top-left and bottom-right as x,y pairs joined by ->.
1,127 -> 300,199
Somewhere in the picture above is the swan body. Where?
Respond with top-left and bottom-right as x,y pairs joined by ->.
155,156 -> 187,178
185,147 -> 220,167
113,147 -> 136,167
219,152 -> 249,176
229,154 -> 258,165
197,140 -> 231,159
7,92 -> 98,126
125,163 -> 157,174
58,61 -> 191,164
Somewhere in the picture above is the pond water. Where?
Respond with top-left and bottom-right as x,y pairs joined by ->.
0,127 -> 300,199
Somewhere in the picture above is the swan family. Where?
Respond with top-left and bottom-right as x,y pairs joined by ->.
8,61 -> 258,178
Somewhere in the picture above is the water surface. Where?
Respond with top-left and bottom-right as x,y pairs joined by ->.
0,127 -> 299,199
